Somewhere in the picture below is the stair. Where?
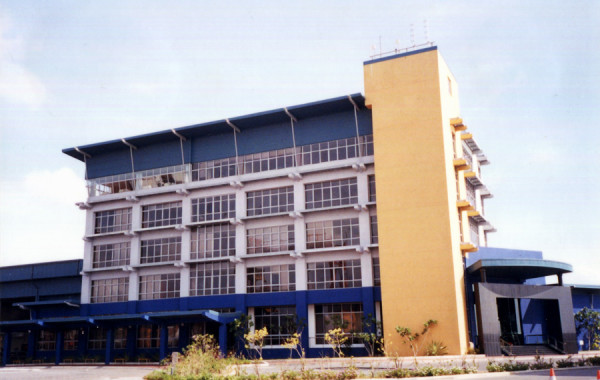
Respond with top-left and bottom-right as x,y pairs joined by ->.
501,344 -> 560,356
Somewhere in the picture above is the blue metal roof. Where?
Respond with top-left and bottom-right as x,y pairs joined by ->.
63,93 -> 366,162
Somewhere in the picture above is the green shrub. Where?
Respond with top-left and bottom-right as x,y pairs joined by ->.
556,356 -> 575,368
425,341 -> 447,356
529,355 -> 553,370
486,361 -> 504,372
589,356 -> 600,365
503,361 -> 530,371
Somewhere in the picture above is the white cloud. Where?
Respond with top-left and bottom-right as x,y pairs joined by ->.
0,167 -> 86,266
0,9 -> 47,108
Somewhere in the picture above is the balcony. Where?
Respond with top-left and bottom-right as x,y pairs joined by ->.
450,117 -> 467,132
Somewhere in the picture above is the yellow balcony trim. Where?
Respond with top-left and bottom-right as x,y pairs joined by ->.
450,117 -> 467,132
467,210 -> 480,217
461,133 -> 473,140
453,158 -> 470,171
460,242 -> 478,253
464,170 -> 476,178
456,199 -> 474,211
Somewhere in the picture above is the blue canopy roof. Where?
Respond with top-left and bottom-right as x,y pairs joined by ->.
63,93 -> 366,162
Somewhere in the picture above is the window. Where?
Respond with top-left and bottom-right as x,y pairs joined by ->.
307,260 -> 362,290
93,242 -> 130,268
247,225 -> 294,254
305,218 -> 360,249
88,328 -> 106,350
192,157 -> 237,181
142,201 -> 182,228
63,329 -> 78,351
469,218 -> 479,246
191,194 -> 236,223
305,178 -> 358,210
254,306 -> 297,346
190,262 -> 235,296
246,186 -> 294,217
247,264 -> 295,293
368,175 -> 376,202
370,215 -> 378,244
140,237 -> 181,264
37,330 -> 55,351
315,303 -> 363,344
94,208 -> 132,234
191,224 -> 236,259
372,257 -> 380,287
168,325 -> 179,348
91,277 -> 129,303
242,148 -> 297,174
137,325 -> 160,348
301,136 -> 373,165
114,327 -> 127,349
139,273 -> 180,300
189,135 -> 374,183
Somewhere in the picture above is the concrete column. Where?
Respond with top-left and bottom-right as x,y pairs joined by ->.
294,257 -> 307,291
81,275 -> 91,304
356,171 -> 369,205
180,266 -> 191,297
128,272 -> 139,301
360,253 -> 373,287
235,262 -> 246,294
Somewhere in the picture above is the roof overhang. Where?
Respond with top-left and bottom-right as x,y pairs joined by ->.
63,94 -> 366,162
467,258 -> 572,280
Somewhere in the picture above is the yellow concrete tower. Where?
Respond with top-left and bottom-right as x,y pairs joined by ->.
364,47 -> 470,355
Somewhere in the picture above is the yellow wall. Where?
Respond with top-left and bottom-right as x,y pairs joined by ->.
364,49 -> 470,355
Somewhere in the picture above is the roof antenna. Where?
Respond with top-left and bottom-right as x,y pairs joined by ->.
410,24 -> 415,47
379,35 -> 382,55
424,19 -> 429,44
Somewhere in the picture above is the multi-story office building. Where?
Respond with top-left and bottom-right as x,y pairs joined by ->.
0,46 -> 580,365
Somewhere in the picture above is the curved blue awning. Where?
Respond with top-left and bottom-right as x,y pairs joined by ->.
467,258 -> 572,280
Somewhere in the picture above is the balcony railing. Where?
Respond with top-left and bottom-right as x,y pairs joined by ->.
87,135 -> 374,197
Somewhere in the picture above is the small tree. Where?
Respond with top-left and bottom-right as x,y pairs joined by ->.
230,314 -> 253,355
574,307 -> 600,350
244,327 -> 268,360
355,314 -> 384,357
395,319 -> 438,365
324,328 -> 348,357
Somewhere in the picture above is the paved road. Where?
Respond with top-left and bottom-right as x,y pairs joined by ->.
0,364 -> 598,379
0,365 -> 158,380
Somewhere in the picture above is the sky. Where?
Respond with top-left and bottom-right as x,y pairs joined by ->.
0,1 -> 598,284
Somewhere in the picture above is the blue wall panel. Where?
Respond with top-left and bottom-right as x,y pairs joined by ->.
294,111 -> 364,146
236,122 -> 294,155
87,148 -> 132,179
132,140 -> 187,171
190,133 -> 236,163
520,298 -> 546,344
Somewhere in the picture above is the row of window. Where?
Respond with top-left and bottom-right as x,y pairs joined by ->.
34,302 -> 366,350
90,258 -> 381,303
89,135 -> 374,197
92,217 -> 378,268
35,325 -> 179,351
93,176 -> 376,234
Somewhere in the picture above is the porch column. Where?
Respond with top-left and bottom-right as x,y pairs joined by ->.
55,331 -> 63,365
218,324 -> 227,356
159,325 -> 168,361
104,328 -> 114,365
27,331 -> 35,359
1,332 -> 11,366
